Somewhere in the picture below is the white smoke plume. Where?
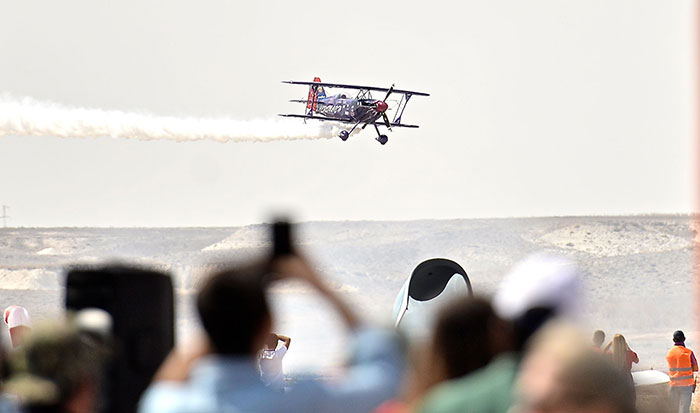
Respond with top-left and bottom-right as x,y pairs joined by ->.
0,94 -> 345,142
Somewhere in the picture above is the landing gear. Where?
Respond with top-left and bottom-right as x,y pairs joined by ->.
339,130 -> 349,141
373,124 -> 388,145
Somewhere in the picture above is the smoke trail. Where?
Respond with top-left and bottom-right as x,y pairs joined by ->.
0,94 -> 346,142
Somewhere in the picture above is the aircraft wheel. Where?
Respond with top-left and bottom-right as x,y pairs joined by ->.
377,135 -> 388,145
339,131 -> 349,141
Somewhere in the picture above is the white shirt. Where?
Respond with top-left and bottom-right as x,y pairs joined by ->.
259,345 -> 288,389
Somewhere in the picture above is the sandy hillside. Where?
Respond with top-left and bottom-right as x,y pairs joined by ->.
0,215 -> 696,373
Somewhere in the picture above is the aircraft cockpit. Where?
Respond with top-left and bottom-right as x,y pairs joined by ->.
325,94 -> 348,104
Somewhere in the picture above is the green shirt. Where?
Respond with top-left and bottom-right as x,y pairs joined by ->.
418,353 -> 519,413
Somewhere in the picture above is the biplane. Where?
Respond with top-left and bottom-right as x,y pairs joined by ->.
279,77 -> 429,145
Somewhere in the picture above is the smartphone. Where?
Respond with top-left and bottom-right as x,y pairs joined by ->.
272,220 -> 293,257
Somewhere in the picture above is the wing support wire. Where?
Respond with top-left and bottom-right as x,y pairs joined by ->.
392,93 -> 412,125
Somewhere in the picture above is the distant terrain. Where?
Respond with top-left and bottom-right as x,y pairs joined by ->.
0,215 -> 696,372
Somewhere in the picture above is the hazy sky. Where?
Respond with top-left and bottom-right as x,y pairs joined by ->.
0,0 -> 696,227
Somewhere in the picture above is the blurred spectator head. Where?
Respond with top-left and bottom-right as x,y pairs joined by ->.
72,308 -> 113,348
592,330 -> 605,347
672,330 -> 685,343
265,333 -> 279,350
494,253 -> 582,351
4,320 -> 109,413
197,262 -> 271,356
610,334 -> 630,372
430,296 -> 511,381
4,305 -> 31,349
515,323 -> 635,413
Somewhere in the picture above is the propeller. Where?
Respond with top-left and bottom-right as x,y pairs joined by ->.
376,84 -> 394,131
382,113 -> 392,131
383,84 -> 394,102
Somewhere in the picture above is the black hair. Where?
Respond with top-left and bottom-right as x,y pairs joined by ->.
197,262 -> 271,355
513,306 -> 557,352
432,297 -> 500,379
592,330 -> 605,346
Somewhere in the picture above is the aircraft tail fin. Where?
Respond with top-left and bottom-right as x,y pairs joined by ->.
306,77 -> 325,115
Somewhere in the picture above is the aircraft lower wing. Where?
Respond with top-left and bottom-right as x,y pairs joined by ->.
278,114 -> 419,128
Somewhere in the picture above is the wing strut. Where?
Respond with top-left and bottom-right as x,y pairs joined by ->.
392,93 -> 413,125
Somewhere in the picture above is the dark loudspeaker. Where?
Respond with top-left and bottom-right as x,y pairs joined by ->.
65,265 -> 174,413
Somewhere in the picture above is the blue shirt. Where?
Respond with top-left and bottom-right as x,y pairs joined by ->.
138,327 -> 404,413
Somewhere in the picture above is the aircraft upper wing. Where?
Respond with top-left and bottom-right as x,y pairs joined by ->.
278,113 -> 420,128
282,81 -> 429,97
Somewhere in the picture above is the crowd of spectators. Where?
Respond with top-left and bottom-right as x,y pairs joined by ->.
0,226 -> 695,413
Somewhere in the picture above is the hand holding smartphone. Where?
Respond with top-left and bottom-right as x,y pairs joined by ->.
272,220 -> 294,257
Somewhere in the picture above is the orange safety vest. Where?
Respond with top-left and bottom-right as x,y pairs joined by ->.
666,345 -> 696,388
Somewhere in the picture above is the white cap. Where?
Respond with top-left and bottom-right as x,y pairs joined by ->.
494,253 -> 582,321
4,305 -> 31,328
74,308 -> 112,339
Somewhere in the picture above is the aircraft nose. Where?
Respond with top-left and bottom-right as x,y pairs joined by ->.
376,101 -> 388,113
